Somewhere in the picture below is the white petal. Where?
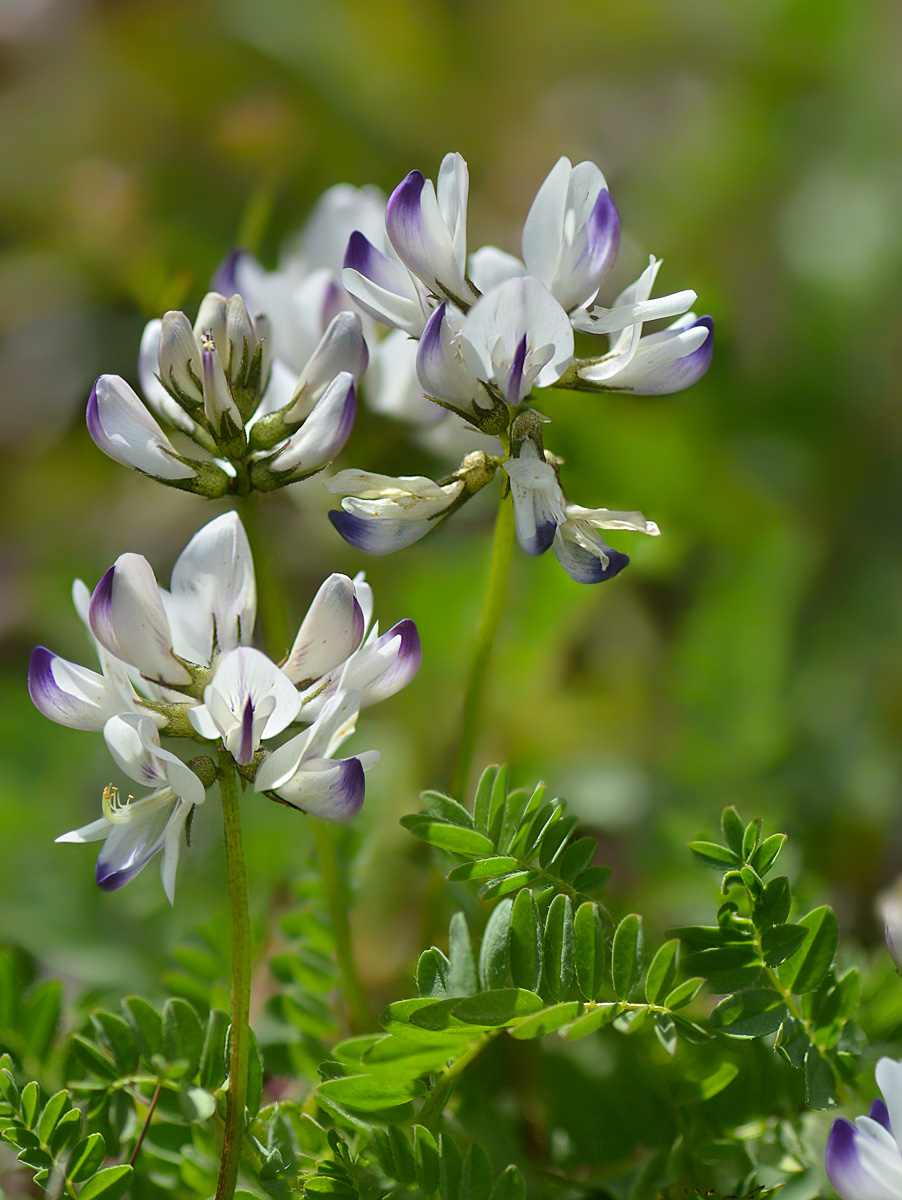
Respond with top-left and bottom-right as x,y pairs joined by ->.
138,321 -> 195,431
89,554 -> 190,685
467,245 -> 526,293
87,376 -> 194,481
28,647 -> 125,731
269,372 -> 356,475
284,574 -> 364,685
169,512 -> 257,660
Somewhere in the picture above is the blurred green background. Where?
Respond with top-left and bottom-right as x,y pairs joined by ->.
0,0 -> 900,1013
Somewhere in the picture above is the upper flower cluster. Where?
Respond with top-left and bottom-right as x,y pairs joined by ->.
328,151 -> 712,582
28,513 -> 420,900
88,287 -> 367,497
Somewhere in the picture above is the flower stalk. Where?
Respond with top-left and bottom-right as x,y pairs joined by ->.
449,487 -> 516,800
215,751 -> 252,1200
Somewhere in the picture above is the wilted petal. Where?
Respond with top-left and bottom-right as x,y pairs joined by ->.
93,800 -> 176,892
552,523 -> 630,585
597,316 -> 713,395
284,574 -> 364,685
28,646 -> 126,731
87,376 -> 195,481
269,373 -> 356,475
89,554 -> 190,685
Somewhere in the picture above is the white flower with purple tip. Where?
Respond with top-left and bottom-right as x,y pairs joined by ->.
417,303 -> 496,419
87,375 -> 199,482
826,1057 -> 902,1199
260,372 -> 356,480
461,276 -> 574,407
341,230 -> 435,337
324,469 -> 466,555
521,157 -> 620,313
255,690 -> 377,820
385,152 -> 476,306
188,647 -> 301,765
503,440 -> 567,557
282,573 -> 365,686
56,713 -> 205,902
552,505 -> 660,585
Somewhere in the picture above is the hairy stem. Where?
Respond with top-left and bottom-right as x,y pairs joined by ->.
215,754 -> 252,1200
311,816 -> 372,1033
449,491 -> 515,800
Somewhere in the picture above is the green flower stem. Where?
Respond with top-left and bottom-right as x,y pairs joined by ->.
215,753 -> 252,1200
234,495 -> 371,1035
311,816 -> 372,1033
236,493 -> 292,659
449,489 -> 515,800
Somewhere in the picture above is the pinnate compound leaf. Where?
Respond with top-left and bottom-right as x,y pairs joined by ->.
452,989 -> 543,1026
318,1074 -> 425,1111
439,1132 -> 462,1200
543,895 -> 575,1002
778,907 -> 838,995
162,998 -> 204,1076
36,1089 -> 69,1144
688,841 -> 740,869
422,791 -> 475,827
448,912 -> 478,997
509,890 -> 543,993
750,833 -> 786,876
675,1062 -> 739,1104
721,807 -> 744,856
67,1132 -> 106,1182
472,766 -> 500,834
447,857 -> 519,882
460,1142 -> 493,1200
573,902 -> 606,1000
654,1013 -> 678,1055
79,1165 -> 134,1200
22,981 -> 62,1063
753,877 -> 792,929
123,996 -> 163,1062
91,1011 -> 139,1075
561,1003 -> 620,1040
414,1125 -> 440,1195
401,816 -> 495,857
389,1125 -> 417,1187
479,900 -> 512,990
508,1002 -> 581,1040
491,1165 -> 526,1200
645,940 -> 680,1005
663,977 -> 705,1010
761,923 -> 808,967
611,914 -> 644,999
710,989 -> 788,1038
199,1008 -> 230,1091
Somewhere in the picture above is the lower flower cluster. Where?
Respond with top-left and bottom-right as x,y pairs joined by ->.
28,513 -> 420,901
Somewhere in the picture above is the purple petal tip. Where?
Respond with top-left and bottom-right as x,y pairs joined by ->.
212,248 -> 245,295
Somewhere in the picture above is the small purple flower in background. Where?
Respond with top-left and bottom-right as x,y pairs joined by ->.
29,512 -> 420,900
826,1058 -> 902,1198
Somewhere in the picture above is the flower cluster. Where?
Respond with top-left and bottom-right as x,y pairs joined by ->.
325,151 -> 712,582
826,1057 -> 902,1198
88,287 -> 366,497
218,184 -> 450,433
28,513 -> 420,900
